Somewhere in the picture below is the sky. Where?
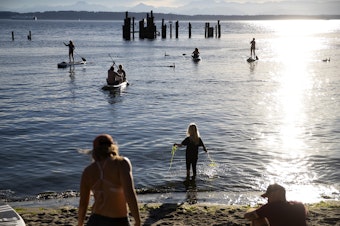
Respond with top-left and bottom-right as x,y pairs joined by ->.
1,0 -> 339,15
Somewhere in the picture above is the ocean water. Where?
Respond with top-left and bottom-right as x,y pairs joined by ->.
0,19 -> 339,205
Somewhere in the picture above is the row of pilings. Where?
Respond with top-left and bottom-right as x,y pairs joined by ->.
122,11 -> 221,40
9,31 -> 32,41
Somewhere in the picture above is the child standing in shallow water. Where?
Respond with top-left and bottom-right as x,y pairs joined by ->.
174,123 -> 208,179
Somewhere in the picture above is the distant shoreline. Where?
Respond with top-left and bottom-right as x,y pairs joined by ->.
1,11 -> 340,21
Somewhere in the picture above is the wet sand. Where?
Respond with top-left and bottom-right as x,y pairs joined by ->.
16,201 -> 340,226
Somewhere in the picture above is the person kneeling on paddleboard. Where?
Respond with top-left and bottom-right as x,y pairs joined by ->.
117,65 -> 127,82
107,66 -> 122,85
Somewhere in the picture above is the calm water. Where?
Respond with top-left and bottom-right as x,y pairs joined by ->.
0,19 -> 339,205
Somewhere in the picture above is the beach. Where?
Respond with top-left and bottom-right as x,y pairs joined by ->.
16,200 -> 340,226
1,19 -> 339,216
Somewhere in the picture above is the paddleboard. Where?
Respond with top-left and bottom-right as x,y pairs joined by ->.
192,55 -> 201,62
57,61 -> 86,68
0,202 -> 26,226
247,56 -> 259,63
102,81 -> 129,91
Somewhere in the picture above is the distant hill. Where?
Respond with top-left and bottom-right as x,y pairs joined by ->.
0,11 -> 339,21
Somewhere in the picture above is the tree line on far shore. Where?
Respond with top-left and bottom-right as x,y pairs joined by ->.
1,11 -> 339,21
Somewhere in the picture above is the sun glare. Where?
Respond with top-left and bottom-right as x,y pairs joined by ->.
267,20 -> 316,155
270,21 -> 325,62
259,20 -> 325,202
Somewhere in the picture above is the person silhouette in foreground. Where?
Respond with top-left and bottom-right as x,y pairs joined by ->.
174,123 -> 207,180
78,134 -> 141,226
244,183 -> 307,226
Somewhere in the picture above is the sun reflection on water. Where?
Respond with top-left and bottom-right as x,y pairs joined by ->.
257,20 -> 338,202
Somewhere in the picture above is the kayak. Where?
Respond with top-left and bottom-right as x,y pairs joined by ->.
57,61 -> 86,68
102,81 -> 129,91
192,54 -> 201,62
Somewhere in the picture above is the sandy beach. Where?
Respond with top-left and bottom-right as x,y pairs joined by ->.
15,200 -> 340,226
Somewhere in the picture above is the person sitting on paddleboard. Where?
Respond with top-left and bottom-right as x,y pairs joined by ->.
192,48 -> 200,58
64,40 -> 75,63
117,64 -> 127,82
174,123 -> 207,180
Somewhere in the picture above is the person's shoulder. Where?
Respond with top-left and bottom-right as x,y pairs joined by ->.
83,162 -> 97,174
288,201 -> 306,209
114,156 -> 131,166
287,201 -> 307,217
117,157 -> 133,172
288,201 -> 304,206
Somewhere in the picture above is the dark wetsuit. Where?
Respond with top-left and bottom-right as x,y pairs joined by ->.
181,137 -> 206,176
66,42 -> 74,55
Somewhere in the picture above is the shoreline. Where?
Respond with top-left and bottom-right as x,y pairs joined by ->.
13,200 -> 340,226
8,190 -> 338,208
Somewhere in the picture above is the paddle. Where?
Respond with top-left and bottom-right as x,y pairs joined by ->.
108,54 -> 116,66
74,50 -> 86,62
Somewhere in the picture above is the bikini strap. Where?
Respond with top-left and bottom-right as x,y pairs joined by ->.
96,159 -> 108,180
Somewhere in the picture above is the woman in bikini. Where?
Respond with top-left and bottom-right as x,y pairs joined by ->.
78,134 -> 141,226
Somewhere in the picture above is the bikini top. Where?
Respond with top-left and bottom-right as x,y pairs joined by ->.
91,159 -> 124,210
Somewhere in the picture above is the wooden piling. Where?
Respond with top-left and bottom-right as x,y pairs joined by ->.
145,11 -> 156,39
132,17 -> 135,40
170,22 -> 172,38
123,12 -> 131,40
139,20 -> 144,39
175,21 -> 179,39
205,22 -> 214,38
206,23 -> 208,38
161,19 -> 166,39
121,11 -> 220,40
12,31 -> 14,41
138,11 -> 157,39
208,27 -> 213,37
